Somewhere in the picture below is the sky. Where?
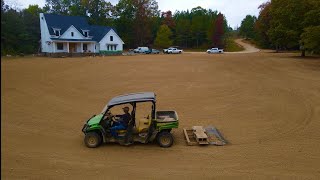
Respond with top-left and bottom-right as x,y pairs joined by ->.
4,0 -> 268,28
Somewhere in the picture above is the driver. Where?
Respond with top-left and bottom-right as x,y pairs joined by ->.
110,106 -> 132,138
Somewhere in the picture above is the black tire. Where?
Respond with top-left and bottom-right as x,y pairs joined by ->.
157,131 -> 174,148
84,131 -> 102,148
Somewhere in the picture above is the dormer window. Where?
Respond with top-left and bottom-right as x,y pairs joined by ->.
53,28 -> 61,36
71,32 -> 74,37
55,30 -> 60,36
82,30 -> 89,37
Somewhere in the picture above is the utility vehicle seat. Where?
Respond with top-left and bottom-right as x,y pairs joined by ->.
137,118 -> 150,132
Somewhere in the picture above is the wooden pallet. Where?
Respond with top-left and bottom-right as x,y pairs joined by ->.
183,126 -> 227,146
183,126 -> 209,145
183,128 -> 198,146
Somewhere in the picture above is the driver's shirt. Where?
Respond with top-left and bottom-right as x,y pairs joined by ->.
116,113 -> 131,127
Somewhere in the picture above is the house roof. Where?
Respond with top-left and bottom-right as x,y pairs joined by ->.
44,14 -> 90,35
88,25 -> 112,42
43,13 -> 117,42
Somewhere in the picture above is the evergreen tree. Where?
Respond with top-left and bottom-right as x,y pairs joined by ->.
154,24 -> 173,48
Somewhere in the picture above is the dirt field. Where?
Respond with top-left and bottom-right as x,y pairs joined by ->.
2,50 -> 320,179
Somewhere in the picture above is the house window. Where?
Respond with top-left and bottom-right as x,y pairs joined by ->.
83,44 -> 87,51
110,36 -> 113,41
114,45 -> 116,50
57,43 -> 63,50
95,45 -> 96,49
84,31 -> 88,37
55,30 -> 60,36
71,32 -> 74,37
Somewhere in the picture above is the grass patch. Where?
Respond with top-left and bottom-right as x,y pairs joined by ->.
225,39 -> 245,52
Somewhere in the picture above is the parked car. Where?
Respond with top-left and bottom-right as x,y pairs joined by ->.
133,47 -> 149,53
149,49 -> 160,54
167,48 -> 183,54
81,92 -> 179,148
207,48 -> 224,54
163,46 -> 180,54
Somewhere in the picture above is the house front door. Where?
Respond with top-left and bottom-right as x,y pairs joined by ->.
69,43 -> 76,53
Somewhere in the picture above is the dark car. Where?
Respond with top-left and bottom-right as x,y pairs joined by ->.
151,49 -> 160,54
146,49 -> 160,54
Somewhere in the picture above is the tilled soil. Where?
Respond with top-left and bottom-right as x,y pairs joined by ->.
2,51 -> 320,179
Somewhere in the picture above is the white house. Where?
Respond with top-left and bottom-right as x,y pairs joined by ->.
39,13 -> 124,54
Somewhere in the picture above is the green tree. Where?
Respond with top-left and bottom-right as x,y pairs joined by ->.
22,5 -> 44,53
239,15 -> 257,39
114,0 -> 136,48
255,2 -> 272,48
1,4 -> 26,55
154,24 -> 172,48
115,0 -> 160,48
300,26 -> 320,54
172,8 -> 229,49
174,10 -> 191,48
190,7 -> 208,48
44,0 -> 71,14
85,0 -> 114,26
300,0 -> 320,55
267,0 -> 313,53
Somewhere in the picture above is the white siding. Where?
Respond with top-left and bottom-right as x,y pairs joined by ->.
60,26 -> 85,39
85,43 -> 95,53
39,13 -> 53,53
95,43 -> 100,52
99,29 -> 124,51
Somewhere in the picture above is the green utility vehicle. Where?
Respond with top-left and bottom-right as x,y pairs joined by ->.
82,92 -> 179,148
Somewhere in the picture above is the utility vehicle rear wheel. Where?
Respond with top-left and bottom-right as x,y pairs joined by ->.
157,131 -> 173,148
84,132 -> 102,148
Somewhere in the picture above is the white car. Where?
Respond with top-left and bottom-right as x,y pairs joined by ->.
167,48 -> 183,54
133,47 -> 149,53
163,46 -> 179,53
207,48 -> 224,54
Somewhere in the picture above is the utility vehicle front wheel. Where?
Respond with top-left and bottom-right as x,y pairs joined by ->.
157,131 -> 173,148
84,132 -> 102,148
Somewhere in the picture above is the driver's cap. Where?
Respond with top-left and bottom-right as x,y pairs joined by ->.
122,106 -> 129,111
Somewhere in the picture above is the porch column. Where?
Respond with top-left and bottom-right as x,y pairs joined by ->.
67,42 -> 69,53
81,42 -> 83,53
53,42 -> 55,53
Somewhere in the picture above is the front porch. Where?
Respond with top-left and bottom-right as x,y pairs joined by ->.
44,52 -> 97,58
51,41 -> 97,53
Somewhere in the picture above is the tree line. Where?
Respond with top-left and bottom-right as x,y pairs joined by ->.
239,0 -> 320,56
1,0 -> 230,55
